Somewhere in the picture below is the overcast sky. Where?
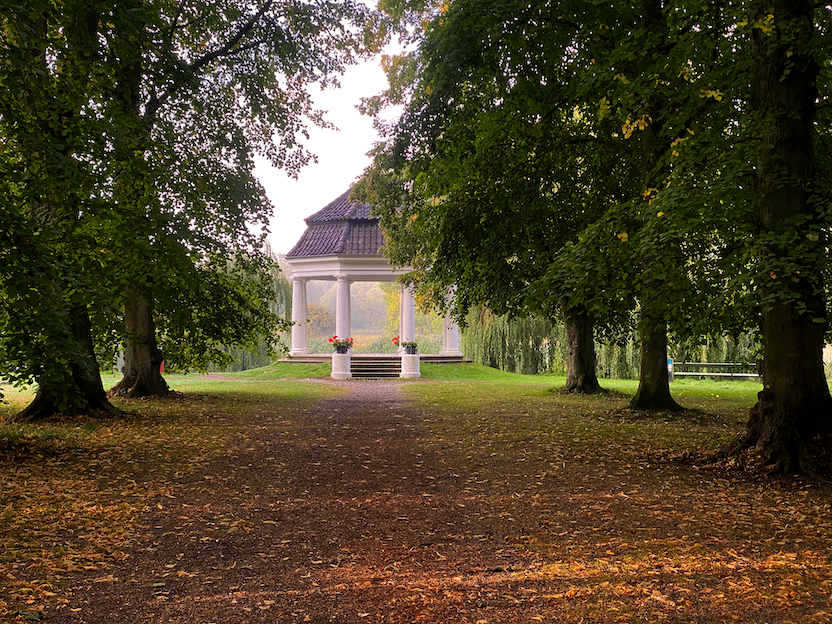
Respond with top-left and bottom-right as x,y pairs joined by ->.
255,55 -> 395,255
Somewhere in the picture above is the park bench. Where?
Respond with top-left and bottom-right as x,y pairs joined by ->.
669,360 -> 759,380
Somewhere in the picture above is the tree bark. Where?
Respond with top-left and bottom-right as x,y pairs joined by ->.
15,306 -> 119,422
742,0 -> 832,472
563,304 -> 602,394
630,300 -> 681,411
108,290 -> 169,398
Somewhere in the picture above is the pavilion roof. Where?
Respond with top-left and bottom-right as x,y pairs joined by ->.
286,189 -> 384,258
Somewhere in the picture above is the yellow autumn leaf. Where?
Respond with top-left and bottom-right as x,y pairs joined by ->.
598,96 -> 610,120
700,88 -> 724,101
617,232 -> 629,242
753,13 -> 775,34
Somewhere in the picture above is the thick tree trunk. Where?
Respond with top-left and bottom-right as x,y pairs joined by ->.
630,302 -> 681,411
15,306 -> 119,422
108,290 -> 169,398
744,300 -> 831,472
563,304 -> 602,394
743,0 -> 832,472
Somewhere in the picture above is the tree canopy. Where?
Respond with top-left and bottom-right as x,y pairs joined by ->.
0,0 -> 381,417
359,0 -> 832,471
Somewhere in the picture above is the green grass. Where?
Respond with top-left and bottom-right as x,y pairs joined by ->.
421,363 -> 761,418
419,362 -> 562,383
223,361 -> 332,379
399,366 -> 763,460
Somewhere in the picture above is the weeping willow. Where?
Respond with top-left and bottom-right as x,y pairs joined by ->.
460,308 -> 567,375
460,308 -> 760,380
212,258 -> 294,372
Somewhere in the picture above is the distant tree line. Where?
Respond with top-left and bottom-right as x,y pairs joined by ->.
460,309 -> 760,379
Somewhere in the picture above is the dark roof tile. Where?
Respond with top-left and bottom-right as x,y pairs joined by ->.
305,189 -> 373,223
286,189 -> 384,258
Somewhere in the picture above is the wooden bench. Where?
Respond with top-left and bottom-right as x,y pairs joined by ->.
670,361 -> 759,380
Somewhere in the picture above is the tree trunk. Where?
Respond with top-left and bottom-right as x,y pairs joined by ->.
563,304 -> 602,394
108,290 -> 169,398
630,302 -> 681,411
621,0 -> 679,412
15,306 -> 119,422
742,0 -> 831,472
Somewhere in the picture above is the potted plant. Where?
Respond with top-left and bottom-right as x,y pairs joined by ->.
393,336 -> 418,354
329,335 -> 353,354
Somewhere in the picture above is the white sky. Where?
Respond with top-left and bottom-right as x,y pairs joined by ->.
255,55 -> 395,255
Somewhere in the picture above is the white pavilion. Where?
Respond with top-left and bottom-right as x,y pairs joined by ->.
284,189 -> 464,359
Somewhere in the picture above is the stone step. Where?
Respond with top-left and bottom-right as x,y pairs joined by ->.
350,359 -> 402,379
281,354 -> 469,364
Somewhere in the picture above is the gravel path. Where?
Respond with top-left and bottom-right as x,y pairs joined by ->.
48,381 -> 538,623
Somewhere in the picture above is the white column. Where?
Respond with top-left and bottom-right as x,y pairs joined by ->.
440,311 -> 463,356
290,278 -> 309,356
335,276 -> 351,343
397,288 -> 405,352
400,286 -> 416,343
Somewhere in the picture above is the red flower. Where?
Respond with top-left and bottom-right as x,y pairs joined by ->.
392,335 -> 399,346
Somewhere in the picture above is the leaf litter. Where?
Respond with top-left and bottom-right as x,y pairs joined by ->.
0,379 -> 831,622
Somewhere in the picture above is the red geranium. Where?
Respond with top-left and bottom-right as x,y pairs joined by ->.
329,335 -> 353,348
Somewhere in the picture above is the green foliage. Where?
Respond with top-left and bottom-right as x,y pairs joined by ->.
596,339 -> 641,381
459,306 -> 761,381
0,0 -> 379,411
306,302 -> 337,339
460,309 -> 566,376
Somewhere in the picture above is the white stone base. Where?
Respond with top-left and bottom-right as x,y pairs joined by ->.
438,348 -> 464,356
331,353 -> 351,380
400,354 -> 421,378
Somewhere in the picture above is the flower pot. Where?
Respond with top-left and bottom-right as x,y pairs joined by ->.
334,345 -> 349,354
404,345 -> 417,355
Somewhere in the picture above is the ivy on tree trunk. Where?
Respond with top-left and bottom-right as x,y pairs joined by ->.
15,306 -> 119,422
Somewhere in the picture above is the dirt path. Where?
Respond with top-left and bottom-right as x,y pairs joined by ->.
49,382 -> 542,623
